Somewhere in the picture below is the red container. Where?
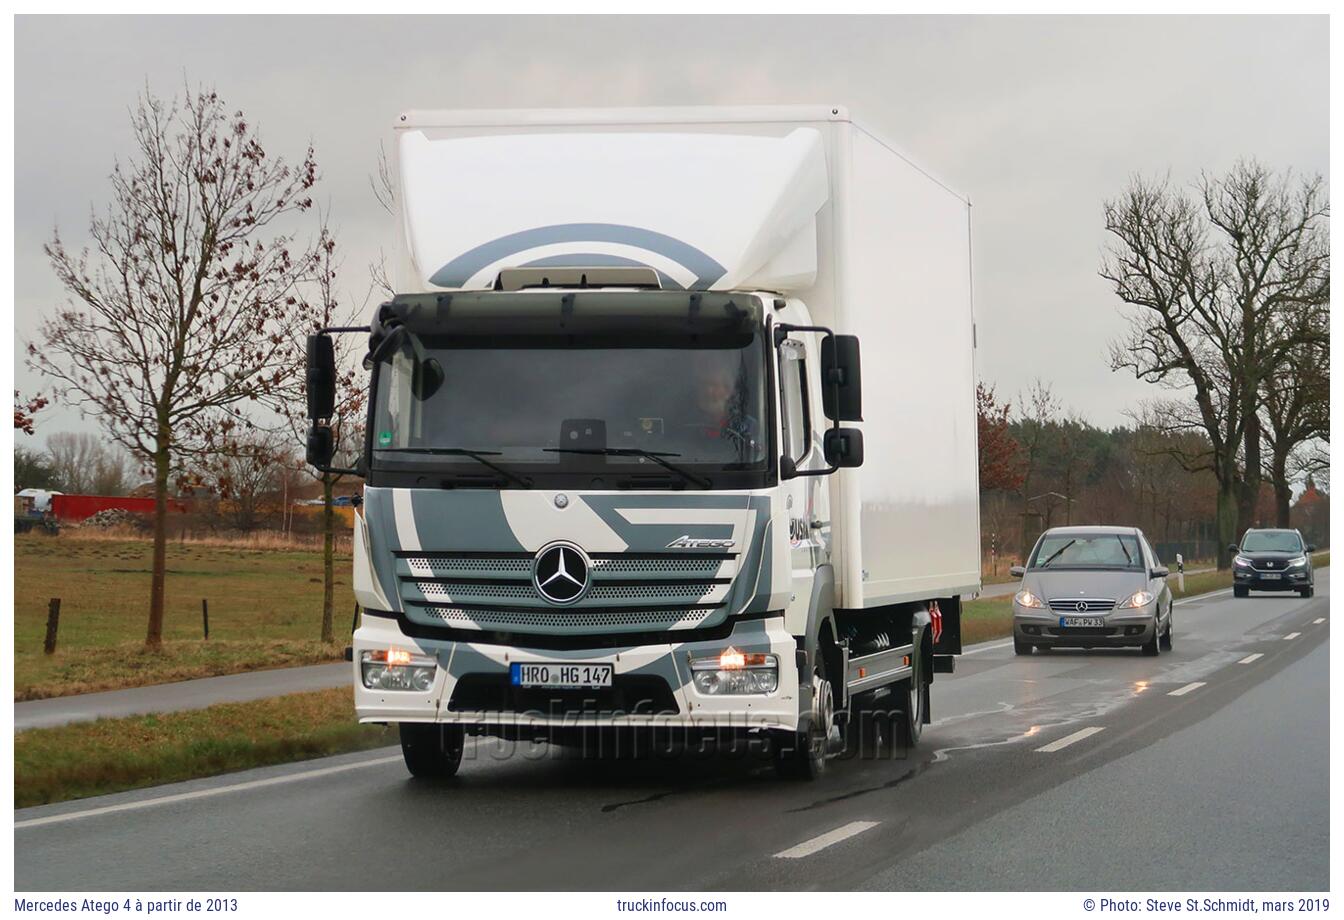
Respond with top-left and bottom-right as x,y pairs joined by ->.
50,494 -> 186,522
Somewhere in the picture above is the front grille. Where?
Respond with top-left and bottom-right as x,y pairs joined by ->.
448,673 -> 680,715
1047,599 -> 1116,612
1045,627 -> 1119,638
394,550 -> 738,632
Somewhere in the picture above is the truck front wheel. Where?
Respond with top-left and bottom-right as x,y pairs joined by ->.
774,657 -> 834,780
399,723 -> 465,779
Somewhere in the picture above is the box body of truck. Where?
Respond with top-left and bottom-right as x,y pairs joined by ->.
319,105 -> 979,778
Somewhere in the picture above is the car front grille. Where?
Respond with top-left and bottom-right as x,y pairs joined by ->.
1047,598 -> 1116,612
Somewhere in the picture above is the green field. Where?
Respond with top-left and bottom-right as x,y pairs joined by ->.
15,533 -> 353,700
15,688 -> 392,808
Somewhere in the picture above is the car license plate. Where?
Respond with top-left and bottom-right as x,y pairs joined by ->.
1260,573 -> 1281,580
510,662 -> 613,689
1059,616 -> 1105,628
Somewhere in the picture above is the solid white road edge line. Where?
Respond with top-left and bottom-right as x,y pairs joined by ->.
1239,653 -> 1264,664
774,821 -> 881,859
15,754 -> 405,830
1284,632 -> 1302,640
1168,682 -> 1207,697
1034,726 -> 1104,753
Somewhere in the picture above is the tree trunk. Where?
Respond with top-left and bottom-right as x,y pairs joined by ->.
321,472 -> 335,644
1216,479 -> 1238,570
1236,410 -> 1262,538
1269,450 -> 1293,528
146,441 -> 171,648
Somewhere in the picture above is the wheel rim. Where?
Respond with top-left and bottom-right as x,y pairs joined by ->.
812,671 -> 834,740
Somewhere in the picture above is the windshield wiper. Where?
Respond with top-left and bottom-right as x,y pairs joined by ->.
543,447 -> 712,489
377,447 -> 533,489
1038,539 -> 1076,568
1115,535 -> 1133,565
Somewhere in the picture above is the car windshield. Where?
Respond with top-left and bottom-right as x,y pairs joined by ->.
370,331 -> 769,485
1029,533 -> 1144,570
1241,531 -> 1303,553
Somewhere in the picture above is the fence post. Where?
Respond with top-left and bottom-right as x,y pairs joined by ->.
43,598 -> 61,655
202,599 -> 210,640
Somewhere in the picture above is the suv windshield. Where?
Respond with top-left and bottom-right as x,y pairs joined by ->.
370,332 -> 769,488
1029,532 -> 1144,570
1241,531 -> 1304,553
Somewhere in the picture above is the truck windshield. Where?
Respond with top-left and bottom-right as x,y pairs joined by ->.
370,332 -> 770,488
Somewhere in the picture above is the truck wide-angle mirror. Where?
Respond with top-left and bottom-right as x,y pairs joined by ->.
820,334 -> 863,422
823,427 -> 864,468
306,334 -> 337,421
306,424 -> 335,468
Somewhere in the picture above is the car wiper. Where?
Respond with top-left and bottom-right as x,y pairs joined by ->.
377,447 -> 533,489
543,447 -> 712,489
1039,539 -> 1076,568
1116,536 -> 1133,565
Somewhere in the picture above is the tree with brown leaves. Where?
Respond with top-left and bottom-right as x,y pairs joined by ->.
32,85 -> 321,648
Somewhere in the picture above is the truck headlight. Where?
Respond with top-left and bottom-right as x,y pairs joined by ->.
1014,590 -> 1044,608
1118,590 -> 1155,609
361,649 -> 436,692
689,647 -> 778,695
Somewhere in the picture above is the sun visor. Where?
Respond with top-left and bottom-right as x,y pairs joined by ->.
397,128 -> 830,292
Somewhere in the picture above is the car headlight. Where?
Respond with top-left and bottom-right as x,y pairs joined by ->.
689,647 -> 778,695
1118,590 -> 1155,609
1014,590 -> 1044,609
361,648 -> 437,692
1286,555 -> 1307,568
1234,555 -> 1252,568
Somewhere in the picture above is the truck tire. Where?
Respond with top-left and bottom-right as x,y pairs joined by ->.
399,723 -> 464,779
894,651 -> 926,749
774,656 -> 834,780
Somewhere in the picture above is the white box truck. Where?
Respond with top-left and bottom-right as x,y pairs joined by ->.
305,105 -> 980,780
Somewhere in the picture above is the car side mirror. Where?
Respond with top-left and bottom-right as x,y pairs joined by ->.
306,334 -> 336,421
820,335 -> 863,422
1226,543 -> 1239,555
1307,544 -> 1317,553
823,427 -> 864,468
1009,565 -> 1026,578
1151,566 -> 1169,579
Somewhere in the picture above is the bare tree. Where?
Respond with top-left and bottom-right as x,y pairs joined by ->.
1103,161 -> 1328,568
45,431 -> 132,494
1260,321 -> 1329,527
32,85 -> 320,648
194,427 -> 293,531
1015,379 -> 1059,558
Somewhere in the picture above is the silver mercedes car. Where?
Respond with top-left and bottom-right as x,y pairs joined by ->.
1010,525 -> 1174,656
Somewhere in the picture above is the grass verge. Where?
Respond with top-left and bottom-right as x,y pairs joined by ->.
15,533 -> 352,700
15,688 -> 393,809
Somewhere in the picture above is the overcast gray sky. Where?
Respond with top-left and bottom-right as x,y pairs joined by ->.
13,14 -> 1329,442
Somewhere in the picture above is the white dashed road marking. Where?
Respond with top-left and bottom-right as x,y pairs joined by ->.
1284,632 -> 1302,641
1168,682 -> 1206,697
1314,618 -> 1326,625
1035,726 -> 1105,753
775,821 -> 880,859
1239,653 -> 1264,664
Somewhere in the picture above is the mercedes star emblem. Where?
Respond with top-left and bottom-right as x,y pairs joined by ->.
1075,601 -> 1088,612
532,542 -> 591,605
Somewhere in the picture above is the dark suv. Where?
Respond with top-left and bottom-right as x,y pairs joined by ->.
1231,528 -> 1316,598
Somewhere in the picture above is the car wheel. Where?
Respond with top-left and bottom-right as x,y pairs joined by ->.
1299,585 -> 1314,598
400,723 -> 465,779
1141,621 -> 1160,656
1233,585 -> 1249,598
1014,636 -> 1033,656
1159,614 -> 1173,651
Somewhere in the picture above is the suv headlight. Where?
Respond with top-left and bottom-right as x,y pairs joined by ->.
361,648 -> 437,691
689,647 -> 778,695
1014,590 -> 1044,609
1118,590 -> 1155,609
1234,555 -> 1252,568
1287,555 -> 1307,568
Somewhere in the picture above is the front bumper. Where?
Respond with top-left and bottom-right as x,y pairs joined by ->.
1233,568 -> 1310,591
1013,606 -> 1156,647
351,614 -> 801,732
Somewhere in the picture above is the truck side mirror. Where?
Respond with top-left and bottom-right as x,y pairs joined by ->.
820,335 -> 863,422
306,334 -> 336,421
823,427 -> 864,468
306,424 -> 335,468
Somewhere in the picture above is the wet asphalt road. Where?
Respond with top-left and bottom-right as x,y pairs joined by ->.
15,571 -> 1329,891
